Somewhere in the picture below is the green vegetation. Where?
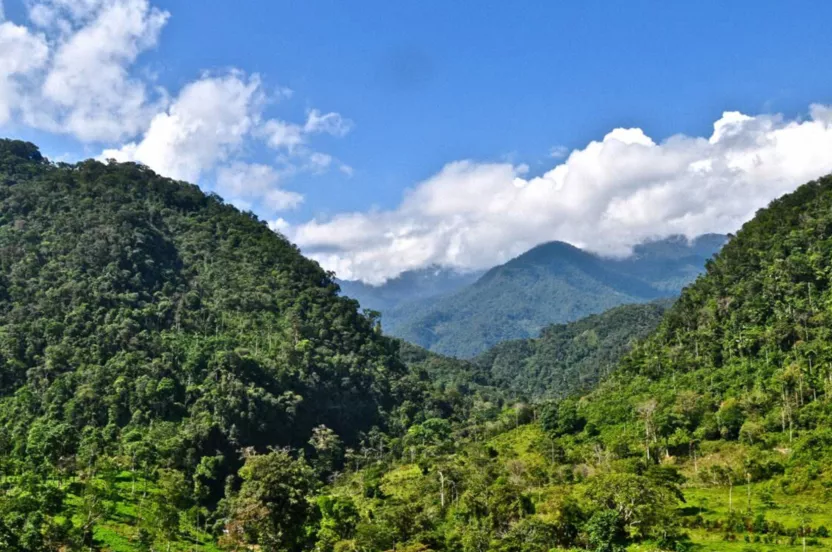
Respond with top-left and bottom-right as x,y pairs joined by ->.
0,140 -> 502,551
475,300 -> 672,400
382,236 -> 723,358
4,137 -> 832,552
315,172 -> 832,551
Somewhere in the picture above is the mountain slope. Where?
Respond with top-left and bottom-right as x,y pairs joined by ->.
0,140 -> 408,447
387,235 -> 724,357
337,266 -> 482,314
591,171 -> 832,430
0,140 -> 504,549
310,174 -> 832,552
475,300 -> 672,400
568,172 -> 832,488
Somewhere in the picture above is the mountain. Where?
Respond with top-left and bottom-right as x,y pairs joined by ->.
385,234 -> 726,357
475,299 -> 672,400
337,265 -> 483,314
314,174 -> 832,552
0,139 -> 405,448
0,140 -> 499,550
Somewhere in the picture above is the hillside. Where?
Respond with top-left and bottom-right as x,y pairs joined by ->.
314,172 -> 832,552
385,235 -> 724,357
6,134 -> 831,552
475,300 -> 672,400
337,266 -> 482,314
0,140 -> 500,550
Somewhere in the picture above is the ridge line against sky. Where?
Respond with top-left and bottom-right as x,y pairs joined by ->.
293,107 -> 832,283
2,1 -> 832,283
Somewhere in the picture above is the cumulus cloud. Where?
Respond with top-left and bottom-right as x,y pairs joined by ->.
216,162 -> 303,213
261,119 -> 305,151
102,73 -> 264,182
259,108 -> 354,172
100,72 -> 332,212
289,106 -> 832,284
0,21 -> 49,125
0,0 -> 352,215
0,0 -> 169,142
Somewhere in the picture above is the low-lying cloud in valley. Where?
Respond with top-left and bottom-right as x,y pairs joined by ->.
288,107 -> 832,284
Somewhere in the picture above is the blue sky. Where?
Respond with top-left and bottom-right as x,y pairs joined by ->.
3,1 -> 832,282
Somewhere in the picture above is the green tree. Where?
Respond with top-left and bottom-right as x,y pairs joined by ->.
223,449 -> 318,551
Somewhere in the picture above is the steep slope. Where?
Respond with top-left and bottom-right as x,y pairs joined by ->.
337,266 -> 482,314
588,172 -> 832,439
387,236 -> 724,357
0,140 -> 500,549
0,138 -> 419,458
309,174 -> 832,552
476,300 -> 672,400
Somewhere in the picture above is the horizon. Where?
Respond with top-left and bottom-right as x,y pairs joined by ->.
2,1 -> 832,283
336,231 -> 729,285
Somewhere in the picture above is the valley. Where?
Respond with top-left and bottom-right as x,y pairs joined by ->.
1,140 -> 832,552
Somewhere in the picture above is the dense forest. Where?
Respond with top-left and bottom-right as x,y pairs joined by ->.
3,138 -> 832,552
379,236 -> 723,358
0,140 -> 502,551
475,300 -> 672,400
317,173 -> 832,552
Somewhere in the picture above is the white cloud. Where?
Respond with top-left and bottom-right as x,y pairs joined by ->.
263,188 -> 304,211
261,119 -> 305,151
0,0 -> 352,199
36,0 -> 169,141
303,109 -> 353,137
102,73 -> 263,182
261,109 -> 353,152
289,106 -> 832,284
268,217 -> 291,234
549,145 -> 569,159
0,0 -> 171,142
215,162 -> 303,213
28,0 -> 111,27
259,108 -> 353,174
307,152 -> 333,171
100,71 -> 348,209
0,21 -> 49,125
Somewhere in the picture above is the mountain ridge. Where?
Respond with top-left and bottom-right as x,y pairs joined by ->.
370,234 -> 725,357
316,172 -> 832,552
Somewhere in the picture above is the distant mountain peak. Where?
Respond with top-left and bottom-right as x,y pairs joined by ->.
369,233 -> 727,357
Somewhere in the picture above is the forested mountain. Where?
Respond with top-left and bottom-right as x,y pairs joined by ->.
6,135 -> 832,552
0,140 -> 502,550
337,266 -> 482,314
316,173 -> 832,552
475,300 -> 672,400
384,235 -> 725,357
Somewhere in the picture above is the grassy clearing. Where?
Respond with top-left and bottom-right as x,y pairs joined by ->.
60,472 -> 222,552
